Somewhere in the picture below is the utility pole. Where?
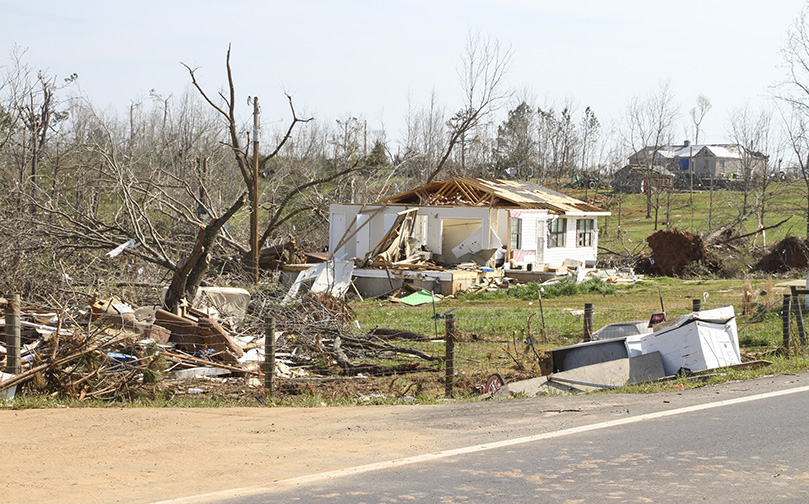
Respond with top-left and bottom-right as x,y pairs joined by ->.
252,97 -> 260,284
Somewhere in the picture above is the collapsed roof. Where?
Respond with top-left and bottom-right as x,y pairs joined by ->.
375,177 -> 608,215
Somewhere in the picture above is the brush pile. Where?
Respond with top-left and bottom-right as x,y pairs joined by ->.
0,288 -> 444,402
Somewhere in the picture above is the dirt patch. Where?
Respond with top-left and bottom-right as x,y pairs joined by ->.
754,236 -> 809,273
4,371 -> 809,504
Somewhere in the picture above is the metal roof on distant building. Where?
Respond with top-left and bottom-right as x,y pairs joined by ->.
633,143 -> 759,161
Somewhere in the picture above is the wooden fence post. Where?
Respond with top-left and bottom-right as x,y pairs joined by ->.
790,286 -> 807,345
783,295 -> 792,356
692,298 -> 701,312
264,317 -> 276,398
4,294 -> 20,374
583,303 -> 594,341
445,312 -> 455,398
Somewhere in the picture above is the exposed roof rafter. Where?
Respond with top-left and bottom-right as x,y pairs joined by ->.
376,177 -> 607,215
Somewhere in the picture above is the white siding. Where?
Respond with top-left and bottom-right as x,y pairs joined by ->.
329,203 -> 602,267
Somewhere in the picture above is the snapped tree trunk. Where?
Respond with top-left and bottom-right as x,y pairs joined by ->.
164,192 -> 247,313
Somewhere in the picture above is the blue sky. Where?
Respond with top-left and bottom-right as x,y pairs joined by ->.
3,1 -> 807,146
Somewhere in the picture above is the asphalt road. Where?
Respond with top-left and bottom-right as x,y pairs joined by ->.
213,382 -> 809,504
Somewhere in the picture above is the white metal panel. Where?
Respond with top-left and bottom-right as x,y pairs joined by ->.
329,212 -> 347,259
625,317 -> 741,376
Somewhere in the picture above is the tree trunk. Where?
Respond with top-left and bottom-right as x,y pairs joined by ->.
163,192 -> 247,313
645,171 -> 652,219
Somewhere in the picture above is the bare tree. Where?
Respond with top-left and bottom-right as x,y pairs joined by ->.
1,46 -> 76,213
778,3 -> 809,238
622,81 -> 679,222
580,106 -> 600,174
425,31 -> 512,183
728,106 -> 781,246
689,94 -> 712,144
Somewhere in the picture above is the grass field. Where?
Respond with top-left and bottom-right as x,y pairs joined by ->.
570,181 -> 809,257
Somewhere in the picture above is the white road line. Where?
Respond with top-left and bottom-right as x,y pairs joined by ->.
151,384 -> 809,504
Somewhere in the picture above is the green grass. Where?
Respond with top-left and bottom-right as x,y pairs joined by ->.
463,277 -> 617,301
568,181 -> 809,254
354,275 -> 807,395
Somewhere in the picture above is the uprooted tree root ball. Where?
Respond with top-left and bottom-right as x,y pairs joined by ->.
645,229 -> 723,277
754,236 -> 809,273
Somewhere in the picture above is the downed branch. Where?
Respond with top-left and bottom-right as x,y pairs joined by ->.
718,216 -> 791,245
341,334 -> 443,362
369,327 -> 433,341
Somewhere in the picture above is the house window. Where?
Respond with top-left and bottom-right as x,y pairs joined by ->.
577,219 -> 594,247
509,217 -> 522,249
548,218 -> 566,248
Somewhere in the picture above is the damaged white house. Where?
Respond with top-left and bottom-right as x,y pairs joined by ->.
328,178 -> 610,296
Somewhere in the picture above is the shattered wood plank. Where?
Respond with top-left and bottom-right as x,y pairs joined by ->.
154,308 -> 243,364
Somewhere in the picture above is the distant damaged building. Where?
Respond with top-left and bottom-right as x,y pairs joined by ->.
611,164 -> 674,194
624,141 -> 768,191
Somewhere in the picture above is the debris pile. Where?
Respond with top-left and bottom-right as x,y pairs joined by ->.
0,286 -> 446,402
754,236 -> 809,273
0,313 -> 165,401
259,235 -> 309,270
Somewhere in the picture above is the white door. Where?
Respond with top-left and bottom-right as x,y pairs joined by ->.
330,212 -> 347,259
535,219 -> 546,266
354,214 -> 371,259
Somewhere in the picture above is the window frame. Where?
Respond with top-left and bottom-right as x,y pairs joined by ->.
576,218 -> 594,248
509,217 -> 522,250
548,218 -> 567,248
